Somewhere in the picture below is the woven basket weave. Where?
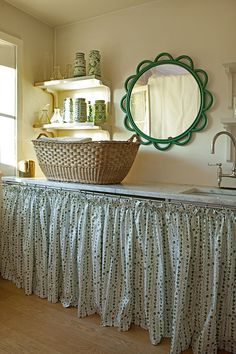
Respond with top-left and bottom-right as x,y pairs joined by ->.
32,135 -> 140,184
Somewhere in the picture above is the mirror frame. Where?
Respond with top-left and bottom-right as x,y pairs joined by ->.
121,52 -> 213,150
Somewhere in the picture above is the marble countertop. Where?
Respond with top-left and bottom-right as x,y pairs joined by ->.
1,176 -> 236,207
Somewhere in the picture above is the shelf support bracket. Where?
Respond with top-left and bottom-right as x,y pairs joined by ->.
43,88 -> 58,108
222,121 -> 233,162
224,66 -> 233,108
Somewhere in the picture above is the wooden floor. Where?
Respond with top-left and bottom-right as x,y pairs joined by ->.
0,277 -> 231,354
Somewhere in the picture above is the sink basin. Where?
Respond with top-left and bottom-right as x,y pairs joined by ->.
182,187 -> 236,197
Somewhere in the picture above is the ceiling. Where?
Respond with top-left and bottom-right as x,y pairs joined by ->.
4,0 -> 155,27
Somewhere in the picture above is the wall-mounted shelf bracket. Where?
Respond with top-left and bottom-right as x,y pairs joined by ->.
42,88 -> 58,108
223,62 -> 236,109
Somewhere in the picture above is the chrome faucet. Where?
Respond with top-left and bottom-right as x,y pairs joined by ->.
210,131 -> 236,187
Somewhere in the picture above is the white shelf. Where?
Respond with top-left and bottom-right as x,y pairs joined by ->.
34,75 -> 109,91
221,117 -> 236,126
40,122 -> 104,130
223,62 -> 236,73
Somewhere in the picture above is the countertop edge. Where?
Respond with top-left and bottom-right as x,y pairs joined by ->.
1,176 -> 236,207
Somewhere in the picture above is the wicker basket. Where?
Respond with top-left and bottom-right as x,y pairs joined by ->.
32,135 -> 140,184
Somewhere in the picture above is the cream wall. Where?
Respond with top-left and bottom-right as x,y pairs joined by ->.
55,0 -> 236,187
0,0 -> 54,175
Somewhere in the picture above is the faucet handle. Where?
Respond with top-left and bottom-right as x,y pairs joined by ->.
208,163 -> 222,187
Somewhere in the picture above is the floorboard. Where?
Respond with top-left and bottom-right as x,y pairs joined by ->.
0,277 -> 231,354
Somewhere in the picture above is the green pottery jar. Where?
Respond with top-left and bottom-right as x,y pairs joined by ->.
94,100 -> 106,123
88,50 -> 101,77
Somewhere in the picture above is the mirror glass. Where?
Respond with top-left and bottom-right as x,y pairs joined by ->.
121,53 -> 213,150
130,64 -> 200,139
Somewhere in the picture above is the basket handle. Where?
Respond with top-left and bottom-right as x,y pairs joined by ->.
36,132 -> 54,139
127,134 -> 141,143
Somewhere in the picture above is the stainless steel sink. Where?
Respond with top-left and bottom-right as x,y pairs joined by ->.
182,187 -> 236,197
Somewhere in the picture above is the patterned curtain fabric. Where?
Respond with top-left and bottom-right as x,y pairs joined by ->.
0,183 -> 235,354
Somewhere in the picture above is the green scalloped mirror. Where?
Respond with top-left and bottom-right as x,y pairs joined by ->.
121,52 -> 213,150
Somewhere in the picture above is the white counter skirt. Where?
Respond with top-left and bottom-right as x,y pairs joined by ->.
0,178 -> 235,354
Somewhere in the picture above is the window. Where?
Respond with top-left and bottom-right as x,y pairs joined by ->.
0,35 -> 18,176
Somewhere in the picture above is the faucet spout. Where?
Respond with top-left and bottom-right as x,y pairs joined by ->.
210,131 -> 236,187
211,131 -> 236,170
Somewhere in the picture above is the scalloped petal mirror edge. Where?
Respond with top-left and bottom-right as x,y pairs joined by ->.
121,52 -> 214,150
